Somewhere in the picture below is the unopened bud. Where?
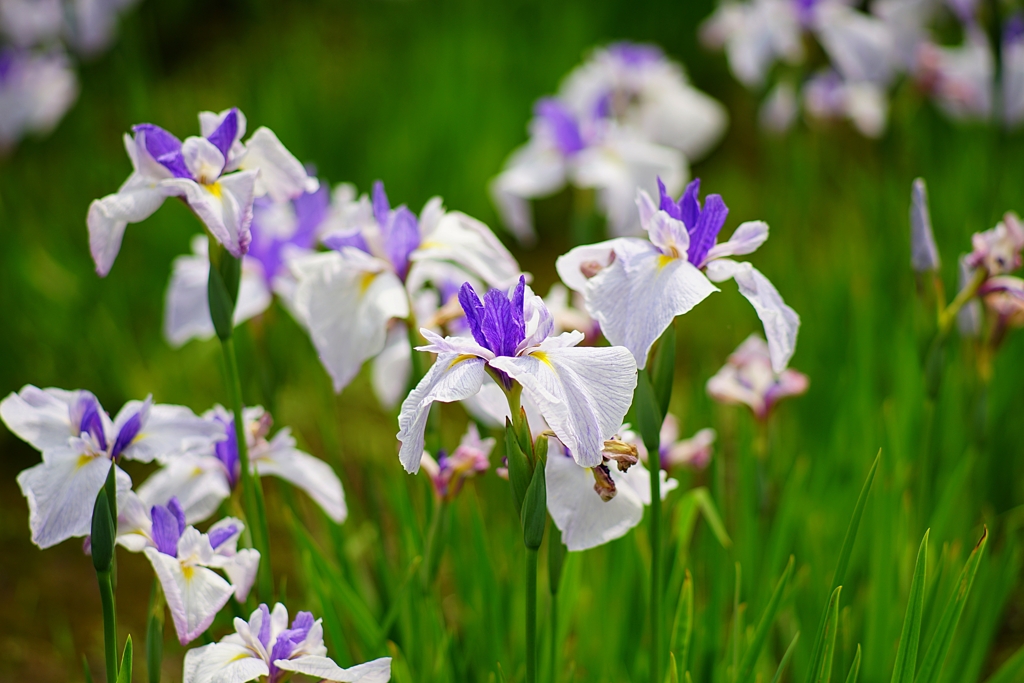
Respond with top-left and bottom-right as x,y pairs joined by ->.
592,464 -> 617,502
910,178 -> 941,273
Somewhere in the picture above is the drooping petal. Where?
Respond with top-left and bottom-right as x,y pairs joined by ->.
146,545 -> 235,644
583,239 -> 717,368
371,324 -> 412,410
136,455 -> 231,525
236,127 -> 319,202
87,174 -> 174,276
489,342 -> 637,467
16,454 -> 131,548
705,259 -> 799,372
291,250 -> 410,393
414,211 -> 523,289
276,655 -> 393,683
488,140 -> 569,245
254,430 -> 347,523
396,353 -> 487,473
162,170 -> 258,258
703,221 -> 769,264
1,385 -> 92,452
183,641 -> 269,683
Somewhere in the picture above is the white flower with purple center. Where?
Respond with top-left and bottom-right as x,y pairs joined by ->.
137,405 -> 346,525
0,48 -> 78,150
164,183 -> 330,346
397,276 -> 637,471
87,107 -> 318,276
706,335 -> 809,420
557,179 -> 800,373
290,180 -> 522,399
0,385 -> 222,548
420,424 -> 495,501
183,602 -> 392,683
116,494 -> 259,644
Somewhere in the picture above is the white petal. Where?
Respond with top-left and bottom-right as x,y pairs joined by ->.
584,241 -> 717,368
612,458 -> 678,505
705,259 -> 799,372
396,353 -> 487,473
635,84 -> 728,161
371,325 -> 412,410
183,642 -> 268,683
488,140 -> 568,245
221,549 -> 260,602
116,490 -> 155,552
182,136 -> 226,183
489,343 -> 637,467
545,450 -> 644,552
554,239 -> 623,293
254,430 -> 347,523
136,455 -> 231,525
276,655 -> 392,683
292,251 -> 410,393
87,176 -> 171,276
146,548 -> 234,644
116,402 -> 224,464
414,211 -> 522,289
1,385 -> 84,452
703,221 -> 769,263
17,455 -> 130,548
163,171 -> 257,259
237,127 -> 318,202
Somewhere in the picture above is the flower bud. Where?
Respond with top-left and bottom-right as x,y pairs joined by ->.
90,486 -> 115,574
910,178 -> 941,272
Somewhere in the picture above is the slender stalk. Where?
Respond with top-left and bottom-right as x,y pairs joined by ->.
650,442 -> 663,683
550,589 -> 559,683
526,547 -> 539,683
938,268 -> 986,335
421,498 -> 447,588
97,569 -> 118,683
220,336 -> 273,599
147,578 -> 164,683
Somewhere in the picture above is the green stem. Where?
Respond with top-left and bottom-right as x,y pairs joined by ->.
220,336 -> 273,599
650,449 -> 663,683
147,579 -> 164,683
550,589 -> 559,683
97,569 -> 118,683
421,498 -> 448,588
526,547 -> 539,683
938,268 -> 987,335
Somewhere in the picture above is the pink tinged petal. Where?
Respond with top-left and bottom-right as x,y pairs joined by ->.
16,455 -> 131,548
276,655 -> 393,683
87,175 -> 173,276
703,221 -> 770,264
705,259 -> 800,372
397,353 -> 487,473
706,363 -> 766,417
414,211 -> 523,289
145,547 -> 234,645
291,251 -> 410,393
371,325 -> 412,409
254,431 -> 347,523
545,447 -> 644,552
554,239 -> 624,293
183,642 -> 268,683
136,456 -> 231,525
114,401 -> 223,464
489,140 -> 569,245
237,127 -> 319,202
489,344 -> 637,468
665,427 -> 716,469
584,240 -> 717,368
1,385 -> 85,452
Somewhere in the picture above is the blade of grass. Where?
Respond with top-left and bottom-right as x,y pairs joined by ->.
668,570 -> 693,681
981,641 -> 1024,683
891,531 -> 930,683
692,488 -> 732,548
817,586 -> 842,683
770,632 -> 799,683
914,527 -> 987,683
116,637 -> 132,683
844,645 -> 862,683
738,556 -> 795,683
730,563 -> 743,683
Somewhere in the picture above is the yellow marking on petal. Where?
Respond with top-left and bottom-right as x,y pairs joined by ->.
359,271 -> 377,294
448,353 -> 477,369
418,241 -> 440,250
657,254 -> 676,270
182,565 -> 195,581
76,454 -> 94,469
531,351 -> 554,368
205,182 -> 222,198
227,652 -> 250,663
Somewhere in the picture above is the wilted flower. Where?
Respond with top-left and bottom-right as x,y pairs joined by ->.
910,177 -> 941,272
706,335 -> 809,420
117,494 -> 259,644
557,179 -> 799,372
87,107 -> 317,276
397,276 -> 637,471
967,212 -> 1024,275
545,437 -> 677,552
183,602 -> 391,683
137,405 -> 346,524
979,276 -> 1024,333
0,48 -> 77,150
290,180 -> 521,401
420,424 -> 494,501
0,386 -> 221,548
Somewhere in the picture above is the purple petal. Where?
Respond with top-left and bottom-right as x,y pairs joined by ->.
383,205 -> 421,281
214,416 -> 241,489
688,194 -> 729,267
77,395 -> 108,452
151,500 -> 184,556
372,180 -> 390,228
291,184 -> 330,248
206,108 -> 239,160
207,523 -> 238,550
322,230 -> 370,254
257,604 -> 272,650
607,41 -> 663,65
459,282 -> 487,349
111,409 -> 144,459
535,98 -> 585,156
681,179 -> 702,229
290,611 -> 314,639
657,177 -> 683,221
133,124 -> 191,179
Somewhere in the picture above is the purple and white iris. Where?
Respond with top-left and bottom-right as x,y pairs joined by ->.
163,183 -> 330,346
398,276 -> 637,471
137,405 -> 346,524
557,179 -> 800,373
0,385 -> 221,548
87,107 -> 317,277
183,602 -> 392,683
420,424 -> 495,501
116,494 -> 259,644
706,335 -> 810,420
290,180 -> 522,401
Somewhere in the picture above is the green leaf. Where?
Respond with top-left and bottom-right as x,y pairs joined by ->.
805,451 -> 879,683
83,655 -> 95,683
667,652 -> 679,683
505,419 -> 533,515
914,528 -> 987,683
548,526 -> 567,596
669,570 -> 693,677
730,562 -> 743,682
691,488 -> 732,548
817,586 -> 842,683
650,320 -> 676,419
845,645 -> 862,683
738,556 -> 795,683
981,641 -> 1024,683
770,633 -> 799,683
891,530 -> 930,683
146,580 -> 164,683
117,637 -> 132,683
633,370 -> 663,454
521,454 -> 546,550
90,482 -> 115,574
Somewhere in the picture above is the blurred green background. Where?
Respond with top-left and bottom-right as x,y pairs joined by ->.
2,1 -> 1024,681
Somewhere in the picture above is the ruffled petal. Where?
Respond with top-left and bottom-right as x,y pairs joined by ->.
276,655 -> 392,683
183,642 -> 268,683
254,430 -> 347,523
1,385 -> 86,452
87,174 -> 173,276
145,547 -> 235,645
114,401 -> 224,464
236,127 -> 319,202
414,211 -> 522,289
703,221 -> 769,264
136,455 -> 231,525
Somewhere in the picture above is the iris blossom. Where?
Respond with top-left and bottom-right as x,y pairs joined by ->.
183,602 -> 392,683
137,405 -> 346,524
557,179 -> 800,372
87,107 -> 317,276
117,494 -> 259,644
290,180 -> 522,398
397,276 -> 637,471
706,335 -> 809,420
420,424 -> 495,501
0,385 -> 221,548
0,48 -> 77,150
164,183 -> 330,346
630,415 -> 716,471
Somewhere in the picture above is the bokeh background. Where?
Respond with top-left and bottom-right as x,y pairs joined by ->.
2,1 -> 1023,681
